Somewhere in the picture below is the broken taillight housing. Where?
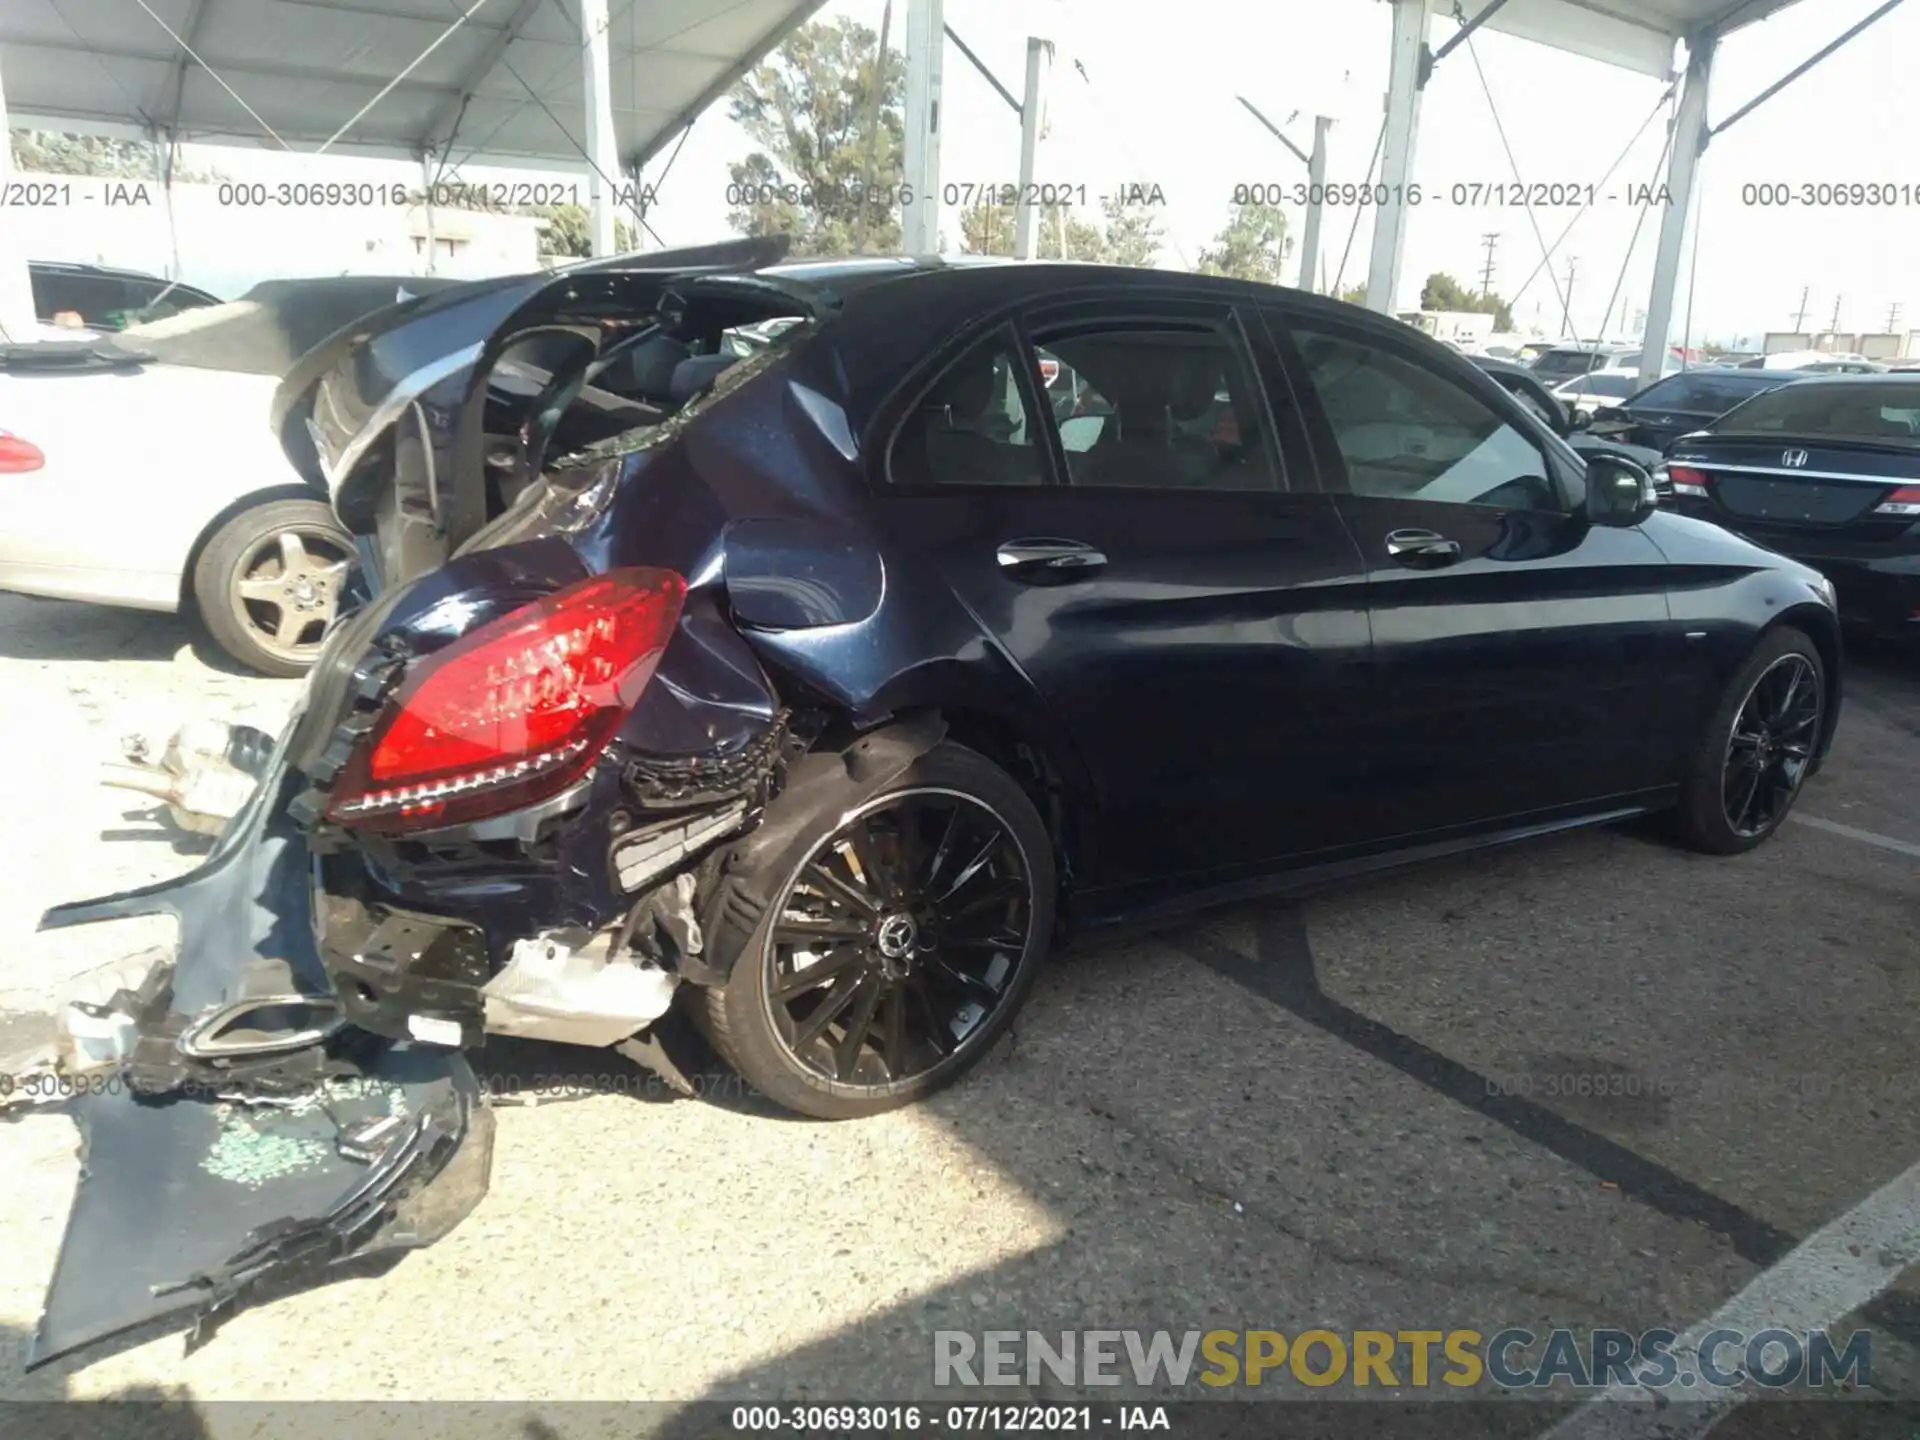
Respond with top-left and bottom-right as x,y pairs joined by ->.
0,430 -> 45,473
325,567 -> 686,833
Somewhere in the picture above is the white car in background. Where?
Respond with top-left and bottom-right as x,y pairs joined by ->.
1549,368 -> 1645,416
0,276 -> 463,675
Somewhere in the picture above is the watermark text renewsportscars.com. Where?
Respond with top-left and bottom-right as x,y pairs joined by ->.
933,1327 -> 1872,1393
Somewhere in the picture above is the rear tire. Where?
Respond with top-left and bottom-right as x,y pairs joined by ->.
191,498 -> 352,677
1673,626 -> 1826,855
692,740 -> 1055,1120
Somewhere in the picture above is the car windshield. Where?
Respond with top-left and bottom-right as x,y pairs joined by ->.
1632,372 -> 1793,413
1561,372 -> 1639,398
1533,350 -> 1610,378
1711,381 -> 1920,439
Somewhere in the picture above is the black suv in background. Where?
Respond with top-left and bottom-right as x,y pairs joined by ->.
29,260 -> 221,331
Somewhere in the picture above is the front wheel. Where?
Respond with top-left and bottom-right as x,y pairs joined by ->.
692,741 -> 1055,1120
1673,626 -> 1826,855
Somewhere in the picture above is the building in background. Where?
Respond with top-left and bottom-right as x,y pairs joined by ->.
6,171 -> 542,298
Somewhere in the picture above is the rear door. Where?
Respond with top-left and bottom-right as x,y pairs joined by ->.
870,293 -> 1375,892
1268,306 -> 1684,836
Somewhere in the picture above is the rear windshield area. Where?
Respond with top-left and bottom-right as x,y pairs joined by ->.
483,283 -> 813,507
1714,382 -> 1920,440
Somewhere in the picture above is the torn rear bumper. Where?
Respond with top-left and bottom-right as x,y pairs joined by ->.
23,715 -> 495,1370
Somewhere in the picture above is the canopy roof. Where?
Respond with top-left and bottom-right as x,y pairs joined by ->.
1478,0 -> 1813,78
0,0 -> 827,171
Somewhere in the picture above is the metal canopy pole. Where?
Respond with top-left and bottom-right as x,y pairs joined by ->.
1013,38 -> 1051,260
0,53 -> 37,340
580,0 -> 619,256
1637,36 -> 1714,391
420,155 -> 439,275
1365,0 -> 1432,314
902,0 -> 946,255
1299,116 -> 1331,292
1236,97 -> 1332,294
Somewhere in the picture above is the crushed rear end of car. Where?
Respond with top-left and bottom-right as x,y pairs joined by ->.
16,235 -> 862,1367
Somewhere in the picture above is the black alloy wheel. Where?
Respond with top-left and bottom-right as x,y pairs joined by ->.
1675,626 -> 1826,855
1721,651 -> 1823,840
692,740 -> 1055,1120
764,787 -> 1034,1088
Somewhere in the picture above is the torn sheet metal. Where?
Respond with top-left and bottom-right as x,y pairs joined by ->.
29,713 -> 496,1367
29,1044 -> 491,1369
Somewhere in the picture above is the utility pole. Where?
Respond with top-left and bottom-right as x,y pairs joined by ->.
1828,294 -> 1843,335
1886,302 -> 1903,333
1559,257 -> 1578,340
1791,285 -> 1810,331
1478,232 -> 1499,298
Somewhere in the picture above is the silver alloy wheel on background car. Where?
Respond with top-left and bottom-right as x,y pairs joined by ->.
193,497 -> 358,677
229,526 -> 351,666
1721,651 -> 1824,840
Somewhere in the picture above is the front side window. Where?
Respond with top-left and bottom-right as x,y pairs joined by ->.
887,330 -> 1047,488
1294,327 -> 1562,512
1027,321 -> 1281,491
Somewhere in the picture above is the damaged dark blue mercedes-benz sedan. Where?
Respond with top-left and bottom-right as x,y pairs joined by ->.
17,235 -> 1844,1365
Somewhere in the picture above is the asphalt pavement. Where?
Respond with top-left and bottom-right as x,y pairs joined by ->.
0,592 -> 1914,1440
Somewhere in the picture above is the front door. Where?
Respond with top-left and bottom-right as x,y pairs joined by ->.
1270,310 -> 1682,839
870,299 -> 1373,892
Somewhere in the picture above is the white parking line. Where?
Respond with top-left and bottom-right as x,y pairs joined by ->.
1791,813 -> 1920,860
1538,1158 -> 1920,1439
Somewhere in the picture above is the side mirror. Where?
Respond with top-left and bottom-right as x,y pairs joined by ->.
1568,408 -> 1593,432
1584,454 -> 1657,527
1590,404 -> 1629,425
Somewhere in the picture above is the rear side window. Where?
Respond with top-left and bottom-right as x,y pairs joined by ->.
1028,321 -> 1281,491
887,330 -> 1047,488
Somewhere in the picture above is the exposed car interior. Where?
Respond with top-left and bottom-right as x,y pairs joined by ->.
479,284 -> 812,510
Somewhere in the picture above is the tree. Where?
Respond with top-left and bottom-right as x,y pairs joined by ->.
725,17 -> 905,256
532,203 -> 637,258
1196,203 -> 1289,284
1100,193 -> 1163,269
10,128 -> 219,182
1336,283 -> 1369,306
1420,270 -> 1514,330
958,200 -> 1105,261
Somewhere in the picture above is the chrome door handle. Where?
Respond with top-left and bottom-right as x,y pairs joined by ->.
996,538 -> 1108,577
1384,528 -> 1463,569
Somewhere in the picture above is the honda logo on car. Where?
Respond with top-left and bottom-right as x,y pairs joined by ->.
1782,449 -> 1810,467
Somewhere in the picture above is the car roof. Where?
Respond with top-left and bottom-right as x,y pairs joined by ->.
29,259 -> 171,281
1755,371 -> 1920,387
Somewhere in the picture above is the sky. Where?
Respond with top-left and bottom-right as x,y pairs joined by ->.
47,0 -> 1920,346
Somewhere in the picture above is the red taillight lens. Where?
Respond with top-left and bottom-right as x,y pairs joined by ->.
1666,464 -> 1710,496
1038,357 -> 1061,386
0,432 -> 45,473
326,567 -> 686,832
1871,485 -> 1920,517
